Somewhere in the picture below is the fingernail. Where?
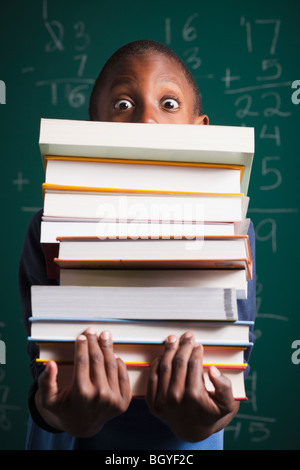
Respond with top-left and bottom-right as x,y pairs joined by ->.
86,327 -> 97,336
78,334 -> 87,341
210,366 -> 221,378
167,335 -> 177,343
101,330 -> 111,341
180,332 -> 194,343
183,331 -> 193,338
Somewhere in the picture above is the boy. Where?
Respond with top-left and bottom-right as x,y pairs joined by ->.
19,40 -> 256,450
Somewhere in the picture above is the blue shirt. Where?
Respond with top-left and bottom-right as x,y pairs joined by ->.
19,210 -> 256,450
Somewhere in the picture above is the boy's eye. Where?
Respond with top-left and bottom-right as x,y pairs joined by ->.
114,99 -> 133,110
161,98 -> 180,110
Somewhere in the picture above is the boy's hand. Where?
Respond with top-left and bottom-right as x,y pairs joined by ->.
35,329 -> 131,437
146,332 -> 239,442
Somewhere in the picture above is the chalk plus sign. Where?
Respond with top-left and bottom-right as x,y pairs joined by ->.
221,68 -> 241,89
12,171 -> 29,191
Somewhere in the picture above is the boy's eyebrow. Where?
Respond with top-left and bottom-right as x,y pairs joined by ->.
158,75 -> 185,87
109,76 -> 138,89
109,74 -> 185,91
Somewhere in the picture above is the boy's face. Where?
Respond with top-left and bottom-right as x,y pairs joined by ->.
92,53 -> 209,125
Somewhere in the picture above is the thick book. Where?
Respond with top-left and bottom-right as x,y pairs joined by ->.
39,119 -> 254,195
29,319 -> 253,345
52,235 -> 252,280
42,186 -> 249,223
36,341 -> 247,366
41,221 -> 250,280
44,156 -> 243,195
40,219 -> 250,244
30,286 -> 238,321
52,362 -> 247,400
59,268 -> 248,300
38,119 -> 254,195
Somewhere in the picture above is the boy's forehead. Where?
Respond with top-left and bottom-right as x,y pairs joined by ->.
104,52 -> 189,88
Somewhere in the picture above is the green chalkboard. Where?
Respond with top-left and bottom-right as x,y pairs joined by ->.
0,0 -> 299,450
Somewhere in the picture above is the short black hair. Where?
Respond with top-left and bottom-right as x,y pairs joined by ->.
89,39 -> 203,120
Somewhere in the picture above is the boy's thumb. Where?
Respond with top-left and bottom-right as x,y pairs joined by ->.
208,366 -> 235,409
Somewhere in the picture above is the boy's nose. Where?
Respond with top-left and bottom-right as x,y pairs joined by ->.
135,103 -> 158,123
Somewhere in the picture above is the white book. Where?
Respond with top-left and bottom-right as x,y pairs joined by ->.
56,235 -> 251,261
40,219 -> 251,244
37,341 -> 246,365
59,268 -> 248,300
53,235 -> 252,280
53,363 -> 247,400
44,157 -> 242,194
29,318 -> 253,345
31,286 -> 238,321
39,119 -> 254,195
42,189 -> 249,222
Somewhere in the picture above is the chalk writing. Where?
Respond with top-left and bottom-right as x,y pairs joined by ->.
32,0 -> 93,108
12,172 -> 29,192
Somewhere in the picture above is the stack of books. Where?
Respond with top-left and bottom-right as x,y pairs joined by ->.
29,118 -> 255,400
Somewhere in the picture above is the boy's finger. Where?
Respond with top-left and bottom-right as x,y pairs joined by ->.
73,333 -> 91,391
38,360 -> 59,407
146,356 -> 160,410
98,331 -> 120,390
116,357 -> 131,403
185,344 -> 206,395
85,328 -> 109,388
168,332 -> 195,398
155,335 -> 179,400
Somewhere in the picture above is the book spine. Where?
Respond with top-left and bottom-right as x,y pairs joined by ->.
42,183 -> 243,197
36,358 -> 248,370
224,288 -> 236,320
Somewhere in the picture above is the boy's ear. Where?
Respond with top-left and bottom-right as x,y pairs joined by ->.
193,114 -> 209,125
